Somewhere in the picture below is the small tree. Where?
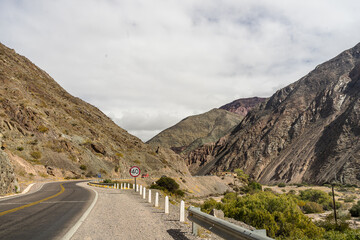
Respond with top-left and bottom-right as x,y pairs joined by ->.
349,201 -> 360,217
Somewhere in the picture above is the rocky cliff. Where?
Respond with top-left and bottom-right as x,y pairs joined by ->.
0,150 -> 17,194
189,42 -> 360,185
0,42 -> 190,189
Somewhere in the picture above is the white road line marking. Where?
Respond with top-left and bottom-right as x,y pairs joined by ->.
61,182 -> 99,240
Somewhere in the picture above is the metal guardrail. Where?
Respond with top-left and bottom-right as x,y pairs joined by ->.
188,206 -> 274,240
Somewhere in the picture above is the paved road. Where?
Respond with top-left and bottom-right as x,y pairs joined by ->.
0,181 -> 94,240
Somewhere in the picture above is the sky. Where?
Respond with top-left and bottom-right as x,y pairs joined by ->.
1,0 -> 360,141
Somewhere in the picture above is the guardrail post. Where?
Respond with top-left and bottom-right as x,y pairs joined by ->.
192,222 -> 199,236
140,185 -> 142,195
165,196 -> 169,214
180,200 -> 185,222
148,190 -> 151,203
143,187 -> 146,199
155,192 -> 159,207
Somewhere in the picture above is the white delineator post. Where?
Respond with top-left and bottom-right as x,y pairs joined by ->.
121,183 -> 123,189
165,196 -> 169,214
136,184 -> 139,192
155,192 -> 159,207
148,190 -> 152,203
180,200 -> 185,222
140,185 -> 142,195
143,187 -> 146,199
128,183 -> 130,189
133,183 -> 135,189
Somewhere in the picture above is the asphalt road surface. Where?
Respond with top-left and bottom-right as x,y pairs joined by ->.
0,181 -> 94,240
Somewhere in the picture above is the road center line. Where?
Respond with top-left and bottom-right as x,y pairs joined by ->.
0,184 -> 65,217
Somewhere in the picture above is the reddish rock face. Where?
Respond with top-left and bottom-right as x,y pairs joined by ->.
188,42 -> 360,186
220,97 -> 266,117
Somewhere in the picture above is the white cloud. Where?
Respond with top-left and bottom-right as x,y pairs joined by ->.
1,0 -> 360,141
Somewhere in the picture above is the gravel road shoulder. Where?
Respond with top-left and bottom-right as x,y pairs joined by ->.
71,183 -> 207,240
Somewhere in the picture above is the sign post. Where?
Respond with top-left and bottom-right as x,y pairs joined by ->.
129,166 -> 140,192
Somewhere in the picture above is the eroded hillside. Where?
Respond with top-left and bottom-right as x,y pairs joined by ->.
189,42 -> 360,185
0,43 -> 191,193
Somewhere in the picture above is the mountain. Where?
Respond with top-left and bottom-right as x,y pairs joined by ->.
220,97 -> 266,116
188,42 -> 360,185
0,43 -> 190,194
147,109 -> 243,154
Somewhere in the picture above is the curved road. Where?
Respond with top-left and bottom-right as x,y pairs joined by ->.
0,181 -> 94,240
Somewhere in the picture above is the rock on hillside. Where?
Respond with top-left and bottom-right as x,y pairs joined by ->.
220,97 -> 266,116
0,150 -> 17,194
0,42 -> 190,191
190,42 -> 360,185
147,109 -> 243,154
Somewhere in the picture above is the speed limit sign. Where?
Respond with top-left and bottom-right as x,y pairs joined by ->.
129,166 -> 141,177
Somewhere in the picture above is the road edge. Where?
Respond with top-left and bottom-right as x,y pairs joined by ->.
0,182 -> 46,202
61,183 -> 99,240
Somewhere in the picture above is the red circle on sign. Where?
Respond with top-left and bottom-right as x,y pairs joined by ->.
129,166 -> 141,177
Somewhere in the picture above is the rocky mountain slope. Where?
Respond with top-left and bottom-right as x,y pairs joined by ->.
220,97 -> 266,116
0,43 -> 192,194
147,109 -> 243,154
188,42 -> 360,185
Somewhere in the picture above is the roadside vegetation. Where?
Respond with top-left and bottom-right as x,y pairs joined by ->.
150,176 -> 185,197
201,169 -> 360,239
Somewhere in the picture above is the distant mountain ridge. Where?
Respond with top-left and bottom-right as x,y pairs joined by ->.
147,108 -> 243,154
188,42 -> 360,185
220,97 -> 266,116
147,97 -> 265,161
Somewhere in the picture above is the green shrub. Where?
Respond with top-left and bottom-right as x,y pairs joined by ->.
299,189 -> 340,211
16,146 -> 24,151
302,201 -> 324,214
202,198 -> 221,214
80,164 -> 87,171
241,180 -> 262,193
103,179 -> 112,183
234,169 -> 249,183
153,176 -> 179,192
212,191 -> 324,239
222,192 -> 237,203
278,183 -> 286,188
344,195 -> 356,203
38,125 -> 49,133
349,201 -> 360,217
30,151 -> 42,159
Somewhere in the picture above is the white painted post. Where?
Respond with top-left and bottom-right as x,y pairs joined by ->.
165,196 -> 169,214
155,192 -> 159,207
140,185 -> 142,195
127,183 -> 130,189
143,187 -> 146,199
148,190 -> 152,203
136,184 -> 139,192
133,183 -> 135,189
121,183 -> 123,189
180,200 -> 185,222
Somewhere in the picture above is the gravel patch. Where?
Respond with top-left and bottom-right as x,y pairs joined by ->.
71,183 -> 219,240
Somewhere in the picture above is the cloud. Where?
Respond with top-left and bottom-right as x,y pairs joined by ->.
1,0 -> 360,141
